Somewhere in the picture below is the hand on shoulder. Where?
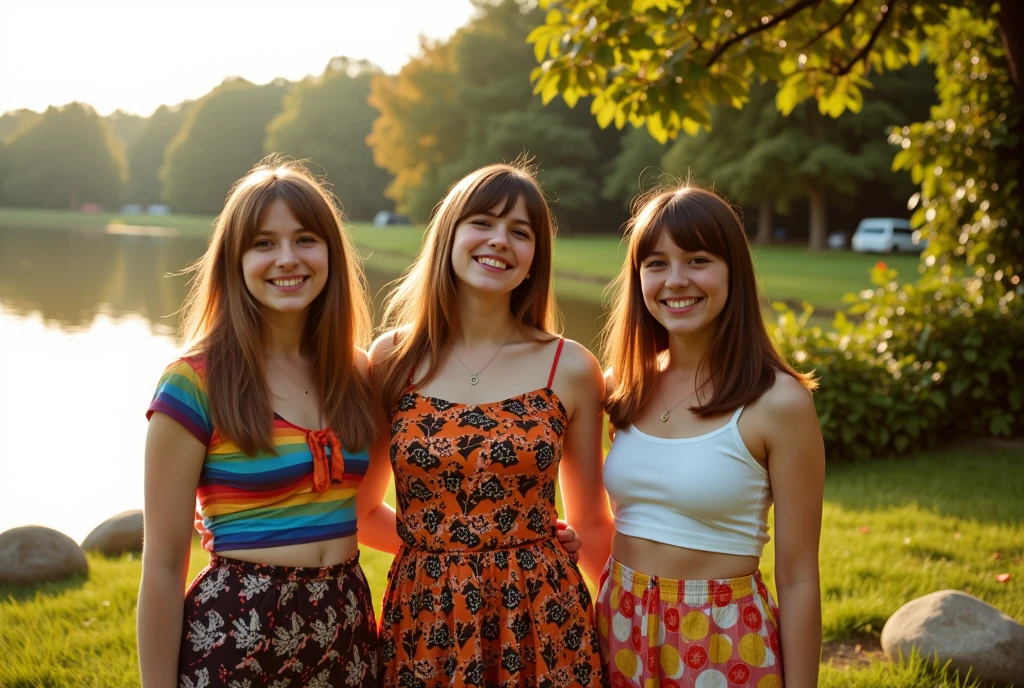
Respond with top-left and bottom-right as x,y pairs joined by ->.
369,330 -> 397,360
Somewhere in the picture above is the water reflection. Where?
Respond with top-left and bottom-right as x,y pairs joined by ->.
0,227 -> 204,332
0,225 -> 607,543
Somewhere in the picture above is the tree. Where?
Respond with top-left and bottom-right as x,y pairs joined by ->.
161,78 -> 289,214
265,57 -> 392,221
0,102 -> 126,209
369,0 -> 625,232
663,68 -> 933,248
529,1 -> 1021,281
0,109 -> 41,143
124,102 -> 193,206
104,110 -> 146,149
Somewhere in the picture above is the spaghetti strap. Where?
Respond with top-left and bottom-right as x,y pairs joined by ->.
730,405 -> 745,424
546,338 -> 565,389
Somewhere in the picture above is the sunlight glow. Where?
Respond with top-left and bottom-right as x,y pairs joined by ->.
1,0 -> 476,116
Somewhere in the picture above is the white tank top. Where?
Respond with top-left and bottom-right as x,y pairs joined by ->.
603,406 -> 772,557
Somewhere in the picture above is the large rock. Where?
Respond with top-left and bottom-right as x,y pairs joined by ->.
81,510 -> 144,555
0,526 -> 88,583
881,590 -> 1024,686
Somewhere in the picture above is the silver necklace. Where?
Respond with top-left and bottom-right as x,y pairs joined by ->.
659,380 -> 700,422
451,326 -> 517,385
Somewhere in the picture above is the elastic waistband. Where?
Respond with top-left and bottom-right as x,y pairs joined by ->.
209,551 -> 362,582
399,534 -> 555,555
607,556 -> 762,607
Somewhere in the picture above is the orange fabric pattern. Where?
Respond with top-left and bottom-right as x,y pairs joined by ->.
379,379 -> 606,687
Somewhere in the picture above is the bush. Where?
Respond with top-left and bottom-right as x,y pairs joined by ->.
773,262 -> 1023,461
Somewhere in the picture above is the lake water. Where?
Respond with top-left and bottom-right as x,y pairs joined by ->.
0,223 -> 605,543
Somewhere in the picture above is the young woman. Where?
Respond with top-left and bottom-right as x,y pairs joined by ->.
362,163 -> 613,687
138,158 -> 380,688
598,186 -> 824,688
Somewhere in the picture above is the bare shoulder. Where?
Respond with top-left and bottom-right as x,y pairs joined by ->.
555,338 -> 602,386
760,370 -> 817,419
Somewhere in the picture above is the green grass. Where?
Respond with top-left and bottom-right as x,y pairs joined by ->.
0,208 -> 922,312
2,445 -> 1020,687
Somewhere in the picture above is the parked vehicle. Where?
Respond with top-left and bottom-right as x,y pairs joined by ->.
373,210 -> 412,227
850,218 -> 927,253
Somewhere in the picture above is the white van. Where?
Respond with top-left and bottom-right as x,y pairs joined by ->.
850,218 -> 927,253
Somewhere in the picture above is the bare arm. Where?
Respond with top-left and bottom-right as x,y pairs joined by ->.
137,413 -> 206,688
556,341 -> 615,582
357,337 -> 402,555
764,376 -> 825,688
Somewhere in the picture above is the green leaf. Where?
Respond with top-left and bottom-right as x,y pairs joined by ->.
645,112 -> 669,144
989,414 -> 1011,437
628,33 -> 658,51
776,73 -> 806,116
950,377 -> 970,397
1009,388 -> 1023,412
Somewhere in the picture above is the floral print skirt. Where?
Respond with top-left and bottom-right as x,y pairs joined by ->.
596,558 -> 782,688
177,553 -> 379,688
379,539 -> 606,687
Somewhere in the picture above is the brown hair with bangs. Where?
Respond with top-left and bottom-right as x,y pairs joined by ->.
179,155 -> 376,454
376,162 -> 559,410
602,184 -> 816,429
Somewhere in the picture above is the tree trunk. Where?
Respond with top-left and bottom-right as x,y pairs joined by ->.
998,3 -> 1022,90
806,183 -> 827,251
756,195 -> 773,245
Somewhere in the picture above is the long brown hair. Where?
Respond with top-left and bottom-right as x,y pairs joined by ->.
603,184 -> 816,429
377,162 -> 559,410
179,156 -> 375,454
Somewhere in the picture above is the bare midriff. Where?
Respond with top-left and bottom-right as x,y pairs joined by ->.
214,533 -> 359,568
611,532 -> 760,581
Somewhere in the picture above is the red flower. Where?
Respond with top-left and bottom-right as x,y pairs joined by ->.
742,604 -> 762,630
620,591 -> 636,618
611,671 -> 629,688
631,625 -> 642,652
712,582 -> 733,607
875,260 -> 888,271
646,647 -> 658,673
685,645 -> 709,670
728,663 -> 752,684
664,608 -> 681,633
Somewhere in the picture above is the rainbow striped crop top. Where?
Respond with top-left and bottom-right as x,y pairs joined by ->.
146,356 -> 369,553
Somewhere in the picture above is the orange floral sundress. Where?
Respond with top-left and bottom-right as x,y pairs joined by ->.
379,340 -> 606,687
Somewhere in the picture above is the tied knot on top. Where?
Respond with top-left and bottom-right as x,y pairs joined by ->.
307,428 -> 344,492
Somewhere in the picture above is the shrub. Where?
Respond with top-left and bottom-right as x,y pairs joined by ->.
773,263 -> 1022,461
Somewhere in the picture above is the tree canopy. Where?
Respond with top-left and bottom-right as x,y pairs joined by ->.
369,0 -> 622,232
530,0 -> 1021,280
0,102 -> 126,209
265,57 -> 392,221
161,78 -> 289,214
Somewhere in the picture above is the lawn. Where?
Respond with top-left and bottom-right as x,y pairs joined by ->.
0,208 -> 922,312
2,445 -> 1020,687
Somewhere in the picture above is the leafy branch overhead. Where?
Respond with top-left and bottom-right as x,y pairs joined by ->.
528,0 -> 945,142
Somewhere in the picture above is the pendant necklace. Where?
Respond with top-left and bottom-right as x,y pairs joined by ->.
660,380 -> 700,422
451,326 -> 517,385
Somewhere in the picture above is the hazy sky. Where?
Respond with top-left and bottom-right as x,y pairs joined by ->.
1,0 -> 477,116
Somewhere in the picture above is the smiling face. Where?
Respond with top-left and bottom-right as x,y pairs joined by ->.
450,195 -> 536,296
241,197 -> 329,315
639,229 -> 729,338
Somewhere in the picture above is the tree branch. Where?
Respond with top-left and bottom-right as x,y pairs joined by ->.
835,3 -> 892,76
800,0 -> 863,51
703,0 -> 826,68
